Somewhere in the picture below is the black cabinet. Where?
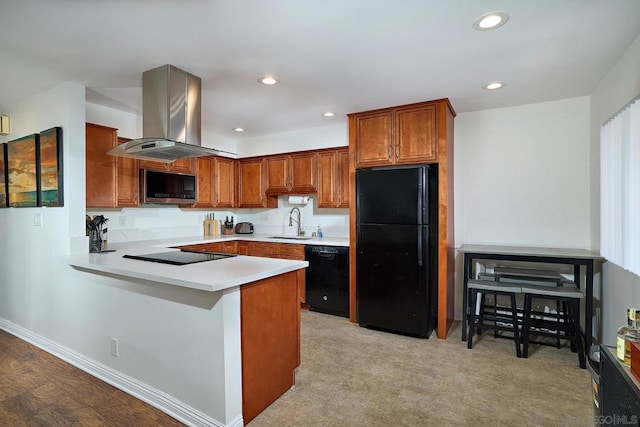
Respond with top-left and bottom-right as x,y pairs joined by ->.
600,345 -> 640,426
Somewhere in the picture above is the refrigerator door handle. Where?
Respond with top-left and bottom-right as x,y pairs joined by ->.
417,235 -> 423,267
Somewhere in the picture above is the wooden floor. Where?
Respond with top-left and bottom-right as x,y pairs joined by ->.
0,329 -> 185,426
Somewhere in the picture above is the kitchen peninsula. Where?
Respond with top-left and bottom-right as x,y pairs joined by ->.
69,237 -> 310,426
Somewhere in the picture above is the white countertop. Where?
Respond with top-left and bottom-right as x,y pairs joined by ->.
69,241 -> 309,292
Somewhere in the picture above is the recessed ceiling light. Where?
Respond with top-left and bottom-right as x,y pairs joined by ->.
234,127 -> 245,132
473,11 -> 509,31
322,112 -> 335,117
259,76 -> 278,85
483,82 -> 505,90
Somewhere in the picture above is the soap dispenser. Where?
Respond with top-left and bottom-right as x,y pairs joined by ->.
316,225 -> 323,239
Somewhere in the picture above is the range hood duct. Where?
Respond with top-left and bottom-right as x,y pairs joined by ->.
108,64 -> 235,162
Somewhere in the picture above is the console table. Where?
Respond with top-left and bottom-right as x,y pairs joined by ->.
459,244 -> 604,352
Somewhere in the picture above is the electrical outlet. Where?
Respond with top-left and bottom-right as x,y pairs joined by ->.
33,212 -> 42,227
119,216 -> 127,227
110,338 -> 119,357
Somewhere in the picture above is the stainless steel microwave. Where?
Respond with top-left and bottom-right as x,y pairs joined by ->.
140,169 -> 196,205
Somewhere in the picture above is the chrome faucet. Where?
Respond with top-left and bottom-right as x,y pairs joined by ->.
288,207 -> 304,236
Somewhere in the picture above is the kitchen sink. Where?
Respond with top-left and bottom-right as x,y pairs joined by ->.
269,236 -> 314,240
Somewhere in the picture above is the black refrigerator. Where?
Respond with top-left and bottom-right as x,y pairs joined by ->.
356,165 -> 438,338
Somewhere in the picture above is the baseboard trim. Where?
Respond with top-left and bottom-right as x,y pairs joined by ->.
0,319 -> 241,427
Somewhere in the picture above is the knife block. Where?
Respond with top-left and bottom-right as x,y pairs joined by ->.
203,220 -> 220,237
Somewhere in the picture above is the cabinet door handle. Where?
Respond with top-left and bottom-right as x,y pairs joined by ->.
387,146 -> 392,160
395,144 -> 399,159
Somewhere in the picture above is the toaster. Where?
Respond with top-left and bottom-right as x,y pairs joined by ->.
235,222 -> 254,234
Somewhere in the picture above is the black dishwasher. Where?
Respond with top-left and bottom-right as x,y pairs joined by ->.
305,245 -> 349,317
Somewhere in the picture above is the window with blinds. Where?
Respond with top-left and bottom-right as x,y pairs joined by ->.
600,97 -> 640,275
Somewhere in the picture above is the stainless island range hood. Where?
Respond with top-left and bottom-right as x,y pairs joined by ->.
108,64 -> 235,162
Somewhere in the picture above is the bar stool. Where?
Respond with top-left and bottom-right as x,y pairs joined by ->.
494,266 -> 574,348
520,284 -> 586,368
467,279 -> 522,358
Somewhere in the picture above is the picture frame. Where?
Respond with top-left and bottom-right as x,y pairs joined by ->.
7,133 -> 40,207
39,127 -> 63,207
0,143 -> 7,208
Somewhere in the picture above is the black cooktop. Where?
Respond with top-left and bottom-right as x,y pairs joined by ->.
123,250 -> 236,266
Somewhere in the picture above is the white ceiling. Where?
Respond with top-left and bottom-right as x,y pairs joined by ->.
1,0 -> 640,141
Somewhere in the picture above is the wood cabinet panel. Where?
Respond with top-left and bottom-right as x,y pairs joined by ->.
237,241 -> 250,255
317,148 -> 349,208
192,156 -> 214,208
241,271 -> 299,423
277,243 -> 305,260
266,156 -> 290,194
140,158 -> 195,174
266,153 -> 317,195
174,241 -> 237,254
139,159 -> 166,171
238,159 -> 276,208
86,123 -> 117,208
214,157 -> 236,208
353,102 -> 437,168
116,137 -> 139,207
248,242 -> 279,258
168,157 -> 195,174
395,104 -> 436,164
355,111 -> 393,167
337,149 -> 350,208
317,152 -> 337,208
289,152 -> 317,194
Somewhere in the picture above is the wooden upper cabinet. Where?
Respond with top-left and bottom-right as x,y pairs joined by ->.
337,149 -> 350,208
116,137 -> 139,207
353,102 -> 437,168
238,158 -> 277,208
168,157 -> 195,174
354,111 -> 393,167
86,123 -> 117,208
190,156 -> 235,208
139,159 -> 166,171
290,152 -> 317,194
214,157 -> 236,208
266,156 -> 290,194
139,157 -> 195,174
395,104 -> 436,164
192,156 -> 214,208
266,153 -> 317,195
317,148 -> 349,208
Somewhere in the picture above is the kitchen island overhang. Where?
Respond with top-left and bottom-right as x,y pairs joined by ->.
68,245 -> 308,427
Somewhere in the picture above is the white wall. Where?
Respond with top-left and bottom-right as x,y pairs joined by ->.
1,86 -> 243,425
237,123 -> 347,157
454,96 -> 590,248
590,34 -> 640,346
453,96 -> 591,320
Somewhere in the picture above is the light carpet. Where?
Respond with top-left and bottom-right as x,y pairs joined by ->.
249,310 -> 593,426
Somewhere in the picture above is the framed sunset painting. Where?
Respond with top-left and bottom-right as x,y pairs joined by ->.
0,144 -> 7,207
7,134 -> 40,207
39,127 -> 63,207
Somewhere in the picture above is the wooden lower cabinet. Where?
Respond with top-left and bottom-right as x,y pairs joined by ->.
241,271 -> 300,423
173,241 -> 237,254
